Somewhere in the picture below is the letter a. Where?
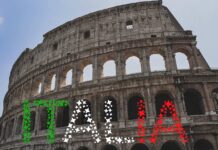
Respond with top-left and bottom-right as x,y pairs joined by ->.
149,100 -> 188,144
62,99 -> 101,143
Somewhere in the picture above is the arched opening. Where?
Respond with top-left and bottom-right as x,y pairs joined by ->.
50,74 -> 56,91
102,145 -> 117,150
16,115 -> 23,135
161,141 -> 181,150
40,108 -> 48,130
103,60 -> 116,77
194,139 -> 214,150
65,69 -> 72,86
125,56 -> 141,75
82,64 -> 93,82
30,111 -> 36,131
56,106 -> 69,127
175,52 -> 190,70
8,119 -> 14,138
75,100 -> 91,125
150,54 -> 166,72
78,146 -> 89,150
131,143 -> 149,150
128,94 -> 145,120
38,82 -> 42,94
102,96 -> 118,122
155,92 -> 174,117
184,89 -> 204,115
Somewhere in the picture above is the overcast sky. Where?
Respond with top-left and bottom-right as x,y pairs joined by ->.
0,0 -> 218,116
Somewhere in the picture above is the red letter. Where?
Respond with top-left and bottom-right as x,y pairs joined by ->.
149,100 -> 188,144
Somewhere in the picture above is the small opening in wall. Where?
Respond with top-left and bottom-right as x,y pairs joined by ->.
84,30 -> 90,39
53,43 -> 58,50
106,42 -> 110,45
126,20 -> 133,30
151,35 -> 157,38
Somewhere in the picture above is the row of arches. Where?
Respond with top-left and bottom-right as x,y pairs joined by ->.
52,139 -> 214,150
0,88 -> 207,141
33,52 -> 190,95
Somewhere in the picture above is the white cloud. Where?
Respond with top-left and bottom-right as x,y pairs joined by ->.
0,17 -> 4,25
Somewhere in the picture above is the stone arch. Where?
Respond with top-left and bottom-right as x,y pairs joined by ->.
78,146 -> 89,150
40,108 -> 48,130
125,56 -> 141,75
45,72 -> 57,92
150,54 -> 166,72
32,78 -> 42,96
102,144 -> 118,150
155,91 -> 174,117
101,96 -> 118,122
75,99 -> 91,125
161,140 -> 182,150
128,93 -> 145,120
184,89 -> 204,115
194,139 -> 214,150
81,64 -> 93,82
131,143 -> 149,150
102,60 -> 116,77
175,52 -> 190,70
60,67 -> 73,87
15,115 -> 23,135
56,106 -> 69,127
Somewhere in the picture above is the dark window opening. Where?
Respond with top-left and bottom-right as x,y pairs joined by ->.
161,141 -> 181,150
102,97 -> 118,122
184,89 -> 204,115
40,108 -> 48,130
128,94 -> 145,120
151,35 -> 157,38
155,92 -> 174,117
126,20 -> 133,29
102,145 -> 117,150
53,43 -> 58,50
56,106 -> 69,127
78,147 -> 89,150
75,100 -> 91,125
131,143 -> 149,150
84,30 -> 90,39
194,139 -> 214,150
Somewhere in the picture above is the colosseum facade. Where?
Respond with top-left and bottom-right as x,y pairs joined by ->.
0,0 -> 218,150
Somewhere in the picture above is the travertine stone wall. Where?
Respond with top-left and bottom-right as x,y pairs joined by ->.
0,1 -> 218,150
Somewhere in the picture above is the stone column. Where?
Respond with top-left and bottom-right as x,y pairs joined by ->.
55,68 -> 61,91
35,107 -> 40,134
146,86 -> 155,125
203,83 -> 216,115
166,45 -> 177,73
191,45 -> 200,70
41,75 -> 46,95
116,52 -> 125,80
72,65 -> 77,87
141,49 -> 150,76
93,55 -> 98,84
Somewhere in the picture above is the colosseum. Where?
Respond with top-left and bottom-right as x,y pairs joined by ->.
0,0 -> 218,150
